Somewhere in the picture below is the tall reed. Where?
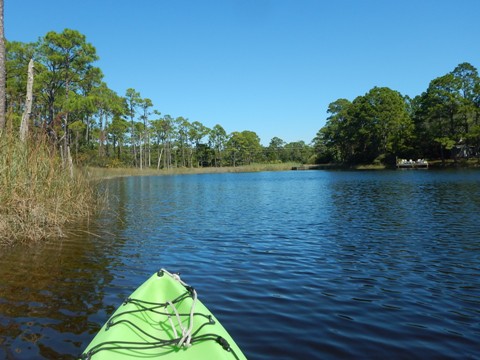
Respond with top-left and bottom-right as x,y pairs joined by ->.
88,162 -> 301,179
0,128 -> 100,244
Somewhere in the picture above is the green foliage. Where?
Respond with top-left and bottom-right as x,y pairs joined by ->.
411,63 -> 480,159
266,137 -> 286,162
284,141 -> 313,164
38,29 -> 99,126
315,63 -> 480,164
226,130 -> 263,166
209,124 -> 227,167
7,28 -> 480,170
0,29 -> 316,169
434,137 -> 456,150
315,88 -> 414,164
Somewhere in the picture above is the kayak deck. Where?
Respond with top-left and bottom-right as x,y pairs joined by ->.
80,269 -> 246,359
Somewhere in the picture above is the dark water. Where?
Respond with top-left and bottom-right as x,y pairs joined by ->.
1,170 -> 480,359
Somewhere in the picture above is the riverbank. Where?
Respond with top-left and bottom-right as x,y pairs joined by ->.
87,162 -> 301,179
427,158 -> 480,168
293,163 -> 388,170
87,158 -> 480,182
294,159 -> 480,171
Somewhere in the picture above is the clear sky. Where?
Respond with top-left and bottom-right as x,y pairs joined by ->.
5,0 -> 480,145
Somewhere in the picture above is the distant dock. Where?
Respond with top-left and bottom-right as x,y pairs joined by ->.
396,159 -> 429,169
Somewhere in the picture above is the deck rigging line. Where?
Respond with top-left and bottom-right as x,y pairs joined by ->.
80,269 -> 240,360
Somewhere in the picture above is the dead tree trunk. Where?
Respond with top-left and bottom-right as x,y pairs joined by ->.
20,59 -> 34,142
67,145 -> 74,178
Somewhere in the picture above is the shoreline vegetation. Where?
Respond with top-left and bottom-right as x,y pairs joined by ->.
2,148 -> 479,245
0,128 -> 101,245
0,152 -> 299,245
85,157 -> 480,182
2,27 -> 480,244
12,29 -> 480,180
294,159 -> 480,171
87,162 -> 301,180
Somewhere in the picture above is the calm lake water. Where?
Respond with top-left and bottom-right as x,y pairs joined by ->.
1,170 -> 479,359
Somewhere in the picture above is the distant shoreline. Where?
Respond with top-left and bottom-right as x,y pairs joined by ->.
293,159 -> 480,171
87,162 -> 301,180
88,159 -> 480,180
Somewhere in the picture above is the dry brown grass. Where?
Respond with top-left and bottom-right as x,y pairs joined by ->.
87,162 -> 300,180
0,129 -> 101,244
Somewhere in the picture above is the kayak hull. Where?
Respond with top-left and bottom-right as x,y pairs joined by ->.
80,270 -> 246,359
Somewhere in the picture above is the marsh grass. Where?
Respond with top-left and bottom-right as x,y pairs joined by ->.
87,162 -> 300,179
0,129 -> 101,244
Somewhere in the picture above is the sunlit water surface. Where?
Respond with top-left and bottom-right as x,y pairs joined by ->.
1,170 -> 479,359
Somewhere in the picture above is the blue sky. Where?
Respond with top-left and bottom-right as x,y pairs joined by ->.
6,0 -> 480,145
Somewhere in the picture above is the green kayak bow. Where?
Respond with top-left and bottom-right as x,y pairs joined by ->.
81,269 -> 247,359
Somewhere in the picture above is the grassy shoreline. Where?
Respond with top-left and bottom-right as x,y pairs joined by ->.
87,158 -> 480,180
0,131 -> 101,245
87,162 -> 301,179
4,149 -> 477,245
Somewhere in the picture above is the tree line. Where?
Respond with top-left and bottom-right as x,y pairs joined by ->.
7,29 -> 479,168
313,63 -> 480,165
6,29 -> 313,169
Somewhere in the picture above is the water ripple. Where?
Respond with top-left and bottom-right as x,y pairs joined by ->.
1,170 -> 480,359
